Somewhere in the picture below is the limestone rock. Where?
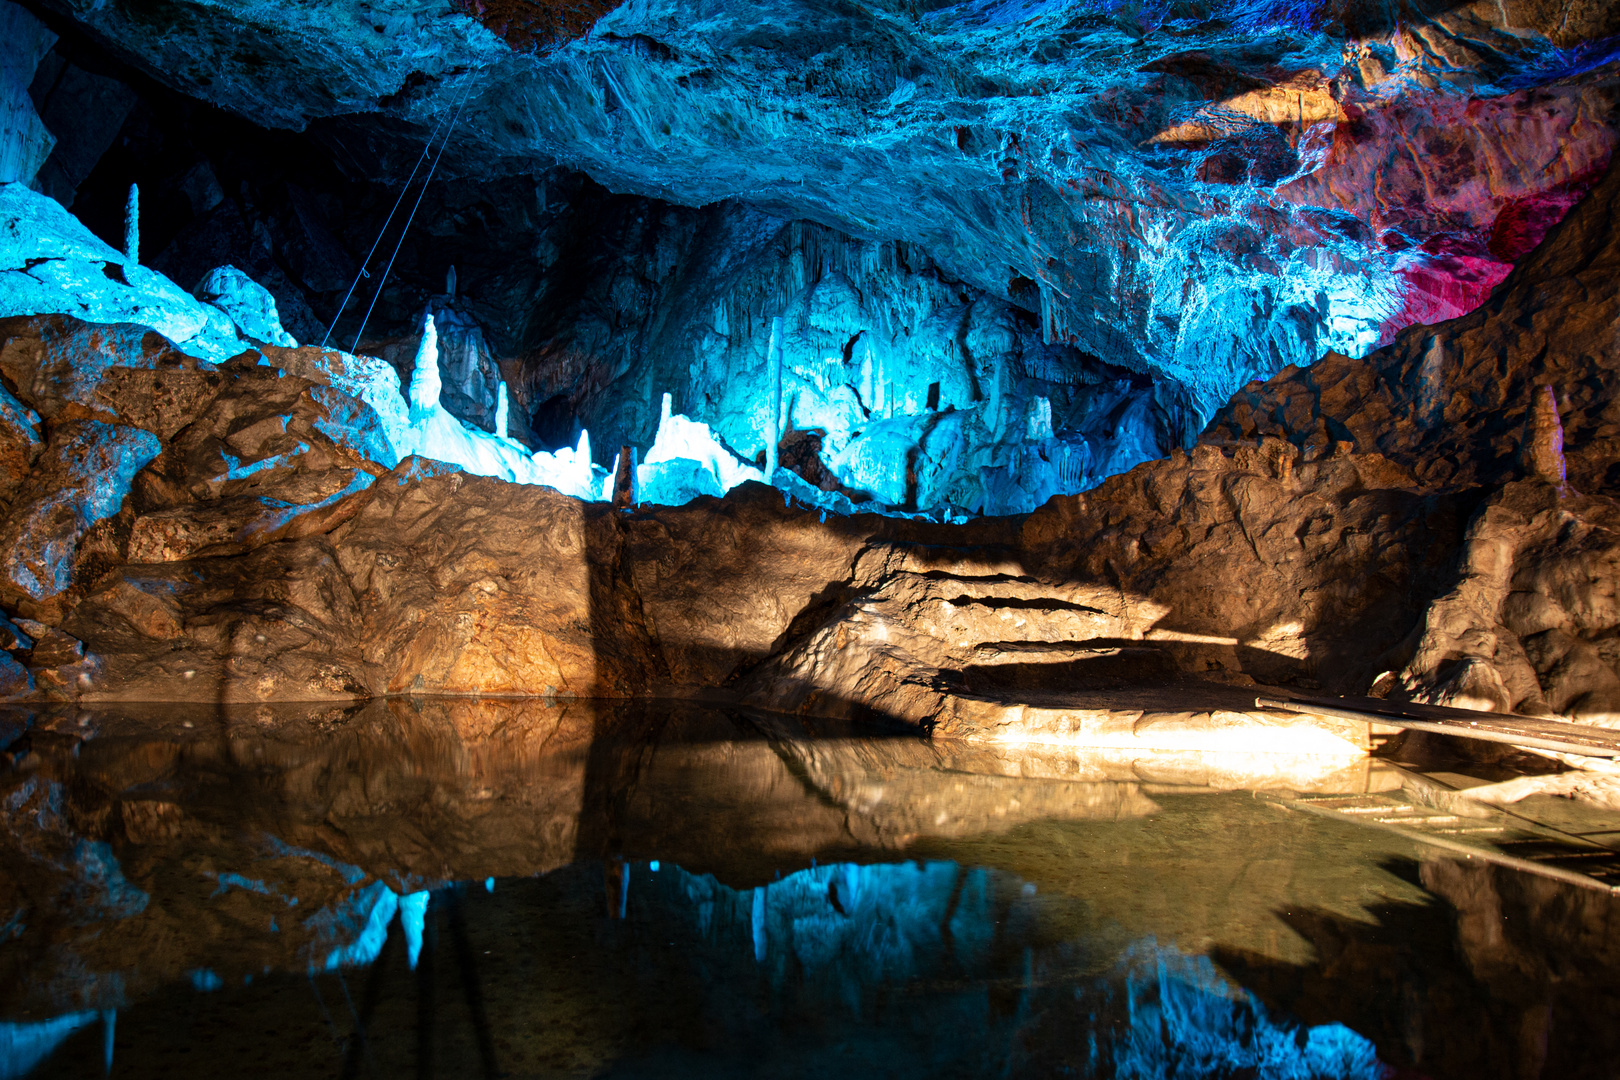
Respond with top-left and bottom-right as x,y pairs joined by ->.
0,378 -> 39,505
0,184 -> 247,361
0,418 -> 160,604
1521,384 -> 1569,490
0,314 -> 201,424
192,265 -> 296,347
1206,158 -> 1620,497
0,612 -> 30,651
1412,657 -> 1514,715
0,651 -> 29,698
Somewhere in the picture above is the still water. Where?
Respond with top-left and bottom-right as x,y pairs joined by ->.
1,698 -> 1617,1079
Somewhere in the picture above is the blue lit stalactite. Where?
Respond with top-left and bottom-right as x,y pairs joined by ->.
751,886 -> 767,962
765,316 -> 783,480
122,185 -> 137,266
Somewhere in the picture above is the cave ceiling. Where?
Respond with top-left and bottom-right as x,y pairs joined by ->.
30,0 -> 1620,417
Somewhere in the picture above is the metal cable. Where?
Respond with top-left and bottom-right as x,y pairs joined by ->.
349,83 -> 474,356
318,100 -> 455,349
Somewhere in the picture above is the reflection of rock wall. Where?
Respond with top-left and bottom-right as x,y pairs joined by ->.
0,694 -> 1393,1078
0,695 -> 1390,1020
1221,856 -> 1620,1079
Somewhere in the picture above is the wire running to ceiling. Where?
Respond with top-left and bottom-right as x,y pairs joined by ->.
348,84 -> 475,357
317,83 -> 466,350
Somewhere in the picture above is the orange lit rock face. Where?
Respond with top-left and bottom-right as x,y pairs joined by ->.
453,0 -> 621,52
0,162 -> 1616,734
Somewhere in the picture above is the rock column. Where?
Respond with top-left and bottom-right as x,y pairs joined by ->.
1521,384 -> 1568,492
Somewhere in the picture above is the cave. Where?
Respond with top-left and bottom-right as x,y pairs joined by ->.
3,0 -> 1620,1075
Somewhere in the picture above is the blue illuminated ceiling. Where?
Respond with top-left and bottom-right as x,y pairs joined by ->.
44,0 -> 1618,386
21,0 -> 1620,512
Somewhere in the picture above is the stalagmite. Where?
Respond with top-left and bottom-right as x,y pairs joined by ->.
1522,384 -> 1568,492
570,428 -> 592,493
123,184 -> 138,265
408,314 -> 442,416
495,381 -> 510,439
613,445 -> 638,507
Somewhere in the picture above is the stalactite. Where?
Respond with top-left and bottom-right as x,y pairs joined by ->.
123,184 -> 139,265
765,316 -> 783,478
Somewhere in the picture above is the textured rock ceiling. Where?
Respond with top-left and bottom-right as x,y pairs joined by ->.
32,0 -> 1620,417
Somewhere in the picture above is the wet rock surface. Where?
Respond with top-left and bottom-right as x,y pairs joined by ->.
0,153 -> 1610,743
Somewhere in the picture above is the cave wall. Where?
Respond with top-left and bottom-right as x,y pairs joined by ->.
22,0 -> 1620,419
481,196 -> 1202,514
9,0 -> 1620,515
0,11 -> 1201,514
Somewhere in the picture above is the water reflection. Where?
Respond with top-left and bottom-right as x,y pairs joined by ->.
0,698 -> 1615,1077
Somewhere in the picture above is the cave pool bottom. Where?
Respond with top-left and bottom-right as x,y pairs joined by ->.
2,697 -> 1619,1079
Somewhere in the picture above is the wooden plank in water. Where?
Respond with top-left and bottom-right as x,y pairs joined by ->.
1256,694 -> 1620,758
1269,792 -> 1620,894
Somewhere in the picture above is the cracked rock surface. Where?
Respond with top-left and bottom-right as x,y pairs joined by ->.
30,0 -> 1620,413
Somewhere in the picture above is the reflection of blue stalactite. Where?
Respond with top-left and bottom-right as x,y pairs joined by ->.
189,969 -> 223,992
261,836 -> 367,885
208,871 -> 298,905
399,891 -> 429,970
750,887 -> 766,963
317,882 -> 399,971
1108,941 -> 1383,1079
0,1012 -> 97,1080
100,1010 -> 115,1076
0,847 -> 1386,1078
644,861 -> 1383,1079
63,841 -> 148,923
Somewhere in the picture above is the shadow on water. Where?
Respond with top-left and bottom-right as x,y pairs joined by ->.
0,697 -> 1618,1077
1213,856 -> 1620,1080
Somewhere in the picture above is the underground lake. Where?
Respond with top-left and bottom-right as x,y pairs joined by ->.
3,0 -> 1620,1075
6,698 -> 1620,1079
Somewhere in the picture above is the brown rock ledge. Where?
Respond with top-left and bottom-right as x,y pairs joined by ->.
0,163 -> 1615,747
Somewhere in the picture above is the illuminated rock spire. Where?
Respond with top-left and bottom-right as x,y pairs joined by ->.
408,314 -> 442,416
123,183 -> 139,265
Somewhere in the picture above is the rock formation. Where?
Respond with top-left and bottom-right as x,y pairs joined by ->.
31,0 -> 1620,400
0,153 -> 1606,756
4,0 -> 1615,519
0,0 -> 1609,769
